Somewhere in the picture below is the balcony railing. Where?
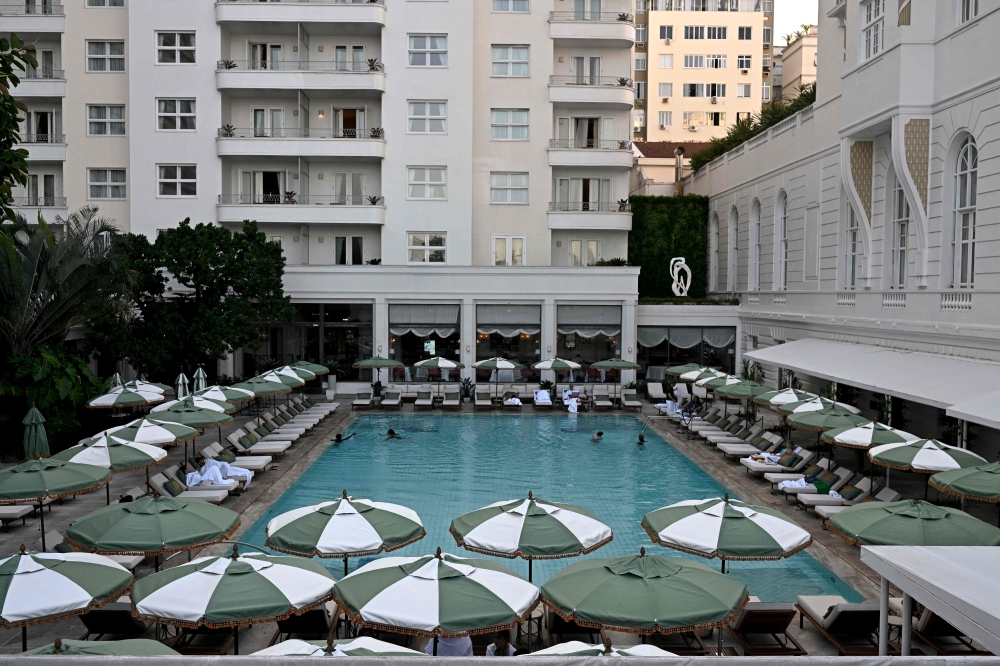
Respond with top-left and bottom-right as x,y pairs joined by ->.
549,201 -> 631,213
12,196 -> 66,207
21,133 -> 65,143
219,194 -> 383,206
216,59 -> 382,72
221,0 -> 383,3
0,3 -> 63,14
550,75 -> 633,88
550,11 -> 634,22
217,127 -> 384,139
21,69 -> 64,79
549,139 -> 632,150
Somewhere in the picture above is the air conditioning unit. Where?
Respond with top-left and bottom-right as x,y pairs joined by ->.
636,42 -> 646,49
661,97 -> 669,103
763,42 -> 771,48
741,68 -> 749,74
664,38 -> 671,45
710,96 -> 718,104
688,125 -> 698,132
635,98 -> 644,106
763,66 -> 771,73
658,124 -> 666,130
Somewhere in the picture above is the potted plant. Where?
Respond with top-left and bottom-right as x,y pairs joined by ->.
365,258 -> 382,265
617,77 -> 633,87
284,191 -> 297,204
367,58 -> 383,72
618,140 -> 630,149
617,198 -> 630,212
366,195 -> 383,205
221,124 -> 235,138
617,12 -> 633,21
460,377 -> 474,401
219,59 -> 238,70
369,127 -> 384,139
323,358 -> 348,398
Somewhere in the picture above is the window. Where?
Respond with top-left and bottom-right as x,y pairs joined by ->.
492,45 -> 529,76
407,233 -> 446,263
493,0 -> 529,11
636,25 -> 647,42
845,206 -> 860,289
763,54 -> 771,67
659,26 -> 674,39
684,26 -> 704,39
636,0 -> 648,12
570,240 -> 599,266
960,0 -> 979,23
736,111 -> 752,121
490,172 -> 528,204
683,83 -> 704,97
707,111 -> 725,126
707,54 -> 726,68
269,235 -> 283,249
634,109 -> 645,128
751,199 -> 761,290
682,111 -> 703,126
408,101 -> 447,134
763,26 -> 772,44
776,193 -> 788,289
491,109 -> 529,140
87,0 -> 124,6
862,0 -> 884,60
494,236 -> 525,266
762,83 -> 771,100
87,105 -> 125,135
408,35 -> 447,67
635,57 -> 647,71
658,82 -> 673,97
658,54 -> 673,68
953,137 -> 977,287
738,26 -> 752,40
890,176 -> 909,288
707,83 -> 726,97
737,83 -> 751,97
762,0 -> 772,11
684,54 -> 704,68
157,99 -> 195,131
658,111 -> 672,127
408,167 -> 447,200
737,54 -> 751,69
335,236 -> 364,265
87,41 -> 124,72
156,32 -> 195,64
158,165 -> 196,197
635,81 -> 647,99
707,26 -> 727,39
88,168 -> 126,200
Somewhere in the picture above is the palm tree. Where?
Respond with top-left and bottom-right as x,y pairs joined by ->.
0,206 -> 132,358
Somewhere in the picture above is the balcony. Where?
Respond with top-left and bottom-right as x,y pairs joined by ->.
216,60 -> 385,93
0,3 -> 65,32
22,134 -> 66,161
547,201 -> 632,231
11,196 -> 68,222
549,12 -> 635,46
548,139 -> 634,168
15,70 -> 66,98
549,76 -> 634,109
216,0 -> 385,25
217,194 -> 385,225
216,127 -> 385,159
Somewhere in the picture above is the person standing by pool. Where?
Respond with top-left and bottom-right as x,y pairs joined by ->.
486,631 -> 516,656
424,636 -> 472,656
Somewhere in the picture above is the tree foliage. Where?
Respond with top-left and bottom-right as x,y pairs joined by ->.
1,34 -> 36,220
628,195 -> 709,299
85,219 -> 293,378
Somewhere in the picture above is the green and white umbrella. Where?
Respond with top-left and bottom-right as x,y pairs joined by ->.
232,376 -> 291,397
123,379 -> 165,395
278,364 -> 318,381
109,372 -> 125,388
697,374 -> 743,389
679,368 -> 725,382
193,366 -> 209,393
531,358 -> 580,371
930,462 -> 1000,505
87,387 -> 164,409
473,357 -> 523,371
540,550 -> 748,635
530,641 -> 676,657
449,492 -> 613,580
414,357 -> 465,370
293,360 -> 330,376
266,493 -> 425,574
787,408 -> 868,433
52,433 -> 167,473
591,358 -> 641,371
86,418 -> 199,447
869,439 -> 987,474
777,396 -> 861,416
194,385 -> 255,405
641,495 -> 811,566
820,421 -> 916,450
132,547 -> 337,630
353,357 -> 404,383
175,372 -> 191,399
150,399 -> 235,428
152,395 -> 235,415
333,550 -> 539,637
26,638 -> 179,656
252,637 -> 426,657
715,381 -> 770,400
827,500 -> 1000,547
665,363 -> 705,377
258,369 -> 305,389
65,495 -> 240,556
0,549 -> 133,651
752,388 -> 816,407
22,406 -> 49,460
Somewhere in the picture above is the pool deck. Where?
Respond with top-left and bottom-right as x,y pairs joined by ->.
0,396 -> 973,656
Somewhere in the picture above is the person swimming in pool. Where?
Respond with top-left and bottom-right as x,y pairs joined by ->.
386,428 -> 403,440
637,433 -> 646,445
592,431 -> 604,442
333,433 -> 355,444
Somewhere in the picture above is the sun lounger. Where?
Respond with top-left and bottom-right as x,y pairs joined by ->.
268,608 -> 332,646
816,487 -> 901,520
202,443 -> 271,471
230,429 -> 291,456
620,389 -> 643,411
268,408 -> 315,427
691,414 -> 740,434
781,467 -> 855,500
533,389 -> 553,409
166,464 -> 239,494
382,391 -> 402,410
729,602 -> 806,656
764,458 -> 832,488
592,388 -> 613,411
292,395 -> 338,415
79,602 -> 147,641
707,422 -> 762,445
474,391 -> 492,410
649,631 -> 710,656
443,391 -> 461,410
277,405 -> 322,425
740,449 -> 815,476
171,627 -> 236,655
911,608 -> 991,655
251,420 -> 301,442
502,391 -> 521,411
352,390 -> 372,411
647,382 -> 667,402
799,477 -> 873,509
717,433 -> 782,459
796,595 -> 896,656
0,505 -> 32,532
150,473 -> 229,504
262,412 -> 307,434
414,391 -> 434,410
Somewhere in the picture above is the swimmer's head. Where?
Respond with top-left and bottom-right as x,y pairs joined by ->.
387,429 -> 396,436
638,434 -> 646,443
597,431 -> 604,437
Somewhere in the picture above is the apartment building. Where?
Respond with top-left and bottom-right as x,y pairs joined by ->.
778,25 -> 817,98
687,0 -> 1000,453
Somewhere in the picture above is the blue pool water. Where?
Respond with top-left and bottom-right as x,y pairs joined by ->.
242,413 -> 863,603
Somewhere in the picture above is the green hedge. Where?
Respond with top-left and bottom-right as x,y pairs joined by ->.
628,195 -> 709,299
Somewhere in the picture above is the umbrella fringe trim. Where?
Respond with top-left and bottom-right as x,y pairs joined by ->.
824,521 -> 865,547
868,460 -> 938,474
330,599 -> 541,639
0,580 -> 134,630
539,595 -> 749,637
0,475 -> 112,505
449,529 -> 614,560
265,530 -> 427,559
131,593 -> 335,630
823,439 -> 873,450
63,519 -> 241,557
928,479 -> 1000,504
642,523 -> 813,561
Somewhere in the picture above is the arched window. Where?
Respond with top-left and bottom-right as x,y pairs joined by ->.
776,192 -> 788,290
953,136 -> 978,288
845,206 -> 860,289
727,207 -> 738,291
891,174 -> 910,289
750,199 -> 761,291
710,212 -> 720,292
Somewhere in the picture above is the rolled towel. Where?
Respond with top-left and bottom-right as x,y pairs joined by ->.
778,478 -> 808,491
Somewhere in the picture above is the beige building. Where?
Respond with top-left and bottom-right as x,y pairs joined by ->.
779,25 -> 816,99
629,140 -> 706,195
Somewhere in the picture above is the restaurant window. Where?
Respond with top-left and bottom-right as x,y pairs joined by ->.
555,305 -> 621,382
636,326 -> 736,380
475,305 -> 541,380
389,304 -> 461,382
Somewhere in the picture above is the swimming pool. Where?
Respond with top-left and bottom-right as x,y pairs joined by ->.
241,413 -> 863,603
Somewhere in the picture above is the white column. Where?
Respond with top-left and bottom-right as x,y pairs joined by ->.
461,298 -> 476,381
879,577 -> 890,656
901,593 -> 912,656
542,298 -> 556,364
622,300 -> 636,384
375,297 -> 389,358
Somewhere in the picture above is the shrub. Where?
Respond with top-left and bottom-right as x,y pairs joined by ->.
628,195 -> 709,299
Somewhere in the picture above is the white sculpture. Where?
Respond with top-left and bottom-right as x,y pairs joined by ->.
670,257 -> 692,297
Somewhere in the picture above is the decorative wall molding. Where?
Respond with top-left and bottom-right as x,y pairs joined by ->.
850,141 -> 874,219
904,118 -> 930,213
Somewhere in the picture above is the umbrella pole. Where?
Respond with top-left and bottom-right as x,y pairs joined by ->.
234,626 -> 239,655
39,504 -> 45,551
433,635 -> 438,656
344,555 -> 349,578
528,559 -> 532,582
21,626 -> 26,652
106,483 -> 110,506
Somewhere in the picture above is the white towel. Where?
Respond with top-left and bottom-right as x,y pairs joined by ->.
188,459 -> 252,489
567,397 -> 580,413
533,389 -> 551,403
828,490 -> 842,499
778,478 -> 808,491
504,398 -> 522,406
655,400 -> 680,413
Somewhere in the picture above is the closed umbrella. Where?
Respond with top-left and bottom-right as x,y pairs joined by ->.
65,495 -> 240,558
332,549 -> 539,654
194,385 -> 254,405
109,372 -> 125,388
84,418 -> 199,448
132,545 -> 337,654
930,463 -> 1000,526
87,387 -> 164,409
252,637 -> 426,657
539,549 -> 748,636
0,548 -> 133,651
22,406 -> 49,460
752,388 -> 816,407
449,492 -> 613,581
26,638 -> 179,656
530,641 -> 676,657
175,372 -> 191,399
293,360 -> 330,376
266,492 -> 425,575
192,366 -> 209,393
827,499 -> 1000,547
52,433 -> 167,503
642,495 -> 811,572
0,460 -> 111,550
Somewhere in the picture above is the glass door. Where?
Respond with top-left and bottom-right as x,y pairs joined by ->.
270,109 -> 283,137
252,108 -> 266,136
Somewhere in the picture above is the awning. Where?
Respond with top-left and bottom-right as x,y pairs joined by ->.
476,304 -> 541,337
861,546 -> 1000,656
947,391 -> 1000,431
745,338 -> 1000,412
557,305 -> 621,338
389,304 -> 459,338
